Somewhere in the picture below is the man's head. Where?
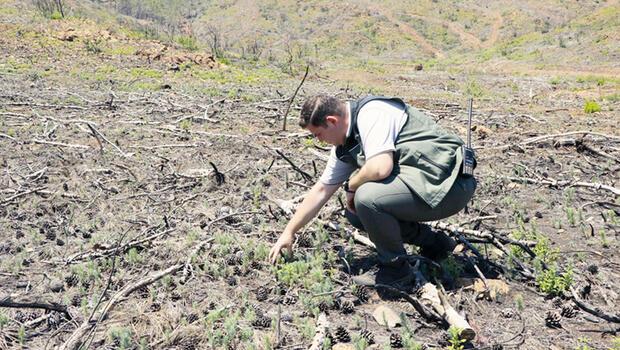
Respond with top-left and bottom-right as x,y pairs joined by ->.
299,94 -> 348,146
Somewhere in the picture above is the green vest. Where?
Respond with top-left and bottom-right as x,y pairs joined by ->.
336,96 -> 464,208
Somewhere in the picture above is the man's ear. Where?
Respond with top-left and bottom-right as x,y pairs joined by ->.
325,115 -> 339,125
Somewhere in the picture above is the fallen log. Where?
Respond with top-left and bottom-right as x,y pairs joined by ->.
308,313 -> 329,350
0,296 -> 69,319
570,287 -> 620,323
503,176 -> 619,196
414,269 -> 476,340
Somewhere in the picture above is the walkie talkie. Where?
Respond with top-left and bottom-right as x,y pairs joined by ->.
461,98 -> 476,177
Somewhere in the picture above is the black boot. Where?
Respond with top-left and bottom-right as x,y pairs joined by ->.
418,230 -> 456,262
352,261 -> 414,289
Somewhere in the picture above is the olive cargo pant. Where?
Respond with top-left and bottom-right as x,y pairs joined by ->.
346,173 -> 477,267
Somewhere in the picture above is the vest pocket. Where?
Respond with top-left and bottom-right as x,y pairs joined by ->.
417,152 -> 450,173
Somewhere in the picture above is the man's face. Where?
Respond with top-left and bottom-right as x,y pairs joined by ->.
306,116 -> 345,146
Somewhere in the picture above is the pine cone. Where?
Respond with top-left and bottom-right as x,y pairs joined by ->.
82,229 -> 92,239
255,286 -> 269,302
250,260 -> 262,270
233,266 -> 242,276
225,255 -> 240,266
249,303 -> 263,316
45,230 -> 56,241
339,299 -> 355,314
500,308 -> 515,318
335,326 -> 350,343
150,302 -> 161,312
65,274 -> 79,287
354,286 -> 370,303
282,294 -> 298,305
317,300 -> 330,313
171,291 -> 182,301
359,329 -> 375,345
545,311 -> 562,328
226,276 -> 237,286
81,279 -> 91,289
252,315 -> 272,328
185,313 -> 199,324
560,304 -> 577,318
587,264 -> 598,274
46,312 -> 61,330
551,297 -> 563,308
390,333 -> 403,348
137,285 -> 150,299
297,234 -> 313,248
579,284 -> 591,299
71,294 -> 82,307
14,311 -> 27,323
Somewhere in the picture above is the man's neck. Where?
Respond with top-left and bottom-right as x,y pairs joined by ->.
344,102 -> 352,138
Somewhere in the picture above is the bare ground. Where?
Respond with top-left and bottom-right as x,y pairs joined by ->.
1,15 -> 620,350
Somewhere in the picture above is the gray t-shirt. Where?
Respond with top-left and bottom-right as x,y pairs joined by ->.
319,100 -> 407,185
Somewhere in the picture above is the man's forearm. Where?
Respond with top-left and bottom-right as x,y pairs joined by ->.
348,153 -> 394,191
348,167 -> 379,191
283,182 -> 339,236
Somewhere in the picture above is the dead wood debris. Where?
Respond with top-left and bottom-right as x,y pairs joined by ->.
570,287 -> 620,323
282,65 -> 309,131
59,264 -> 184,350
503,175 -> 619,196
485,131 -> 620,151
0,297 -> 69,319
308,313 -> 329,350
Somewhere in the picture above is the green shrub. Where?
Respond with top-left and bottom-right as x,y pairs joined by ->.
536,266 -> 573,295
176,35 -> 198,51
50,10 -> 63,19
549,77 -> 561,85
584,100 -> 601,113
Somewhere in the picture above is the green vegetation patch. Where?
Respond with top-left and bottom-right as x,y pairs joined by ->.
192,64 -> 282,86
175,35 -> 198,51
130,67 -> 164,79
479,32 -> 544,62
584,100 -> 601,113
104,44 -> 136,56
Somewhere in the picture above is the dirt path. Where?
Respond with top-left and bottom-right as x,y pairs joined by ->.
484,11 -> 503,48
406,13 -> 482,49
362,3 -> 445,59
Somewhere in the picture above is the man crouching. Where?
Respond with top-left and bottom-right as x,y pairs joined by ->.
269,94 -> 476,288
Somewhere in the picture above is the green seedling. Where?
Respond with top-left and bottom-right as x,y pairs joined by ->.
584,100 -> 601,113
0,311 -> 9,327
514,294 -> 524,311
565,207 -> 576,227
599,229 -> 609,248
108,326 -> 133,349
447,326 -> 466,350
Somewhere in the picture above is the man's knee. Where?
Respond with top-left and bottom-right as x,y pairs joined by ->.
353,184 -> 377,212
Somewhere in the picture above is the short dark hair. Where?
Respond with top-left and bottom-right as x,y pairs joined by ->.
299,94 -> 346,128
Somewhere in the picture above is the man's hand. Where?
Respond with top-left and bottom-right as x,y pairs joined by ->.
345,191 -> 356,213
269,231 -> 295,264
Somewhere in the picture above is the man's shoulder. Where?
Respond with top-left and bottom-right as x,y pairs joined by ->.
357,100 -> 406,122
